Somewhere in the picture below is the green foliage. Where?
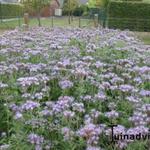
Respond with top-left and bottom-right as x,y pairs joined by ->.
63,0 -> 79,15
0,3 -> 23,19
21,0 -> 51,26
73,5 -> 89,16
115,0 -> 142,1
21,0 -> 50,13
108,1 -> 150,31
88,0 -> 109,8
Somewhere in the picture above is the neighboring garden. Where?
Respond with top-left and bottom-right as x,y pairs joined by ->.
0,0 -> 150,31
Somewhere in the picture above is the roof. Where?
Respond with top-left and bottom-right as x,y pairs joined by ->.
57,0 -> 64,8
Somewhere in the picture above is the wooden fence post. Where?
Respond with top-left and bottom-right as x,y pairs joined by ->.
94,14 -> 98,28
24,13 -> 29,29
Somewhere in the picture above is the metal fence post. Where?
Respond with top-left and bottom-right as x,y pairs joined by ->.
18,16 -> 21,27
51,16 -> 54,27
79,17 -> 81,28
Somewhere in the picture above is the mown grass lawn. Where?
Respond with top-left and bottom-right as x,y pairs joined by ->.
0,17 -> 91,29
136,32 -> 150,45
0,17 -> 150,45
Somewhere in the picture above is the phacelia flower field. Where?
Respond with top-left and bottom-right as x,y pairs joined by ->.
0,27 -> 150,150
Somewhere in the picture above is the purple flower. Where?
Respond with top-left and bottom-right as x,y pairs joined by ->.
40,109 -> 52,117
94,61 -> 105,69
128,111 -> 147,126
95,92 -> 106,101
72,102 -> 85,113
90,109 -> 101,120
86,146 -> 103,150
22,100 -> 40,111
82,95 -> 92,102
0,82 -> 8,88
82,56 -> 94,62
77,123 -> 102,145
17,76 -> 39,87
126,96 -> 141,104
63,110 -> 75,119
57,59 -> 71,68
0,144 -> 10,150
139,90 -> 150,97
108,102 -> 117,110
116,141 -> 128,149
105,125 -> 126,136
61,127 -> 74,141
35,145 -> 42,150
105,110 -> 119,119
59,80 -> 73,89
28,133 -> 44,145
33,92 -> 43,100
110,77 -> 124,84
119,84 -> 135,93
142,104 -> 150,115
14,112 -> 23,120
135,66 -> 150,74
52,96 -> 74,114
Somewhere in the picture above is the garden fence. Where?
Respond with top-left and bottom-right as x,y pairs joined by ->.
108,17 -> 150,32
0,16 -> 95,29
0,16 -> 150,32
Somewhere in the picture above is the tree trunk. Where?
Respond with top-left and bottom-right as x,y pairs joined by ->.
68,11 -> 71,24
71,12 -> 73,22
37,12 -> 41,27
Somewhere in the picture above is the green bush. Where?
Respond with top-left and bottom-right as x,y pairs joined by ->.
116,0 -> 142,1
0,3 -> 23,19
108,1 -> 150,31
73,5 -> 89,16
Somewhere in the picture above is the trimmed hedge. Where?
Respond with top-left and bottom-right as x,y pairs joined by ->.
0,3 -> 23,19
108,1 -> 150,31
116,0 -> 142,1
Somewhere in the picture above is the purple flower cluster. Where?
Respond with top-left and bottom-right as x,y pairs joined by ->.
1,27 -> 150,150
22,100 -> 40,111
77,123 -> 102,145
59,80 -> 73,89
28,133 -> 44,145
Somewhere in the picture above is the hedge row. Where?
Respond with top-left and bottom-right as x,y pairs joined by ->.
108,1 -> 150,31
0,3 -> 23,19
115,0 -> 142,1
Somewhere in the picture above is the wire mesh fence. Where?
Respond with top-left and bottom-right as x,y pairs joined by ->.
0,15 -> 150,32
108,17 -> 150,32
0,16 -> 95,29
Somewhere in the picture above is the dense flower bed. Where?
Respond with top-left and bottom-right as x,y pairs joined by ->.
0,27 -> 150,150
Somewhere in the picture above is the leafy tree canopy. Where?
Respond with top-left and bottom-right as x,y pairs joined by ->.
63,0 -> 79,13
88,0 -> 109,8
21,0 -> 51,13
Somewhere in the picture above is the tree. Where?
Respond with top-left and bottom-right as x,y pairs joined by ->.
88,0 -> 109,27
88,0 -> 109,8
63,0 -> 79,24
21,0 -> 51,26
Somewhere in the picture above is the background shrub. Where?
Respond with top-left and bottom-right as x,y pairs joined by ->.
73,5 -> 89,16
108,1 -> 150,31
0,3 -> 23,19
